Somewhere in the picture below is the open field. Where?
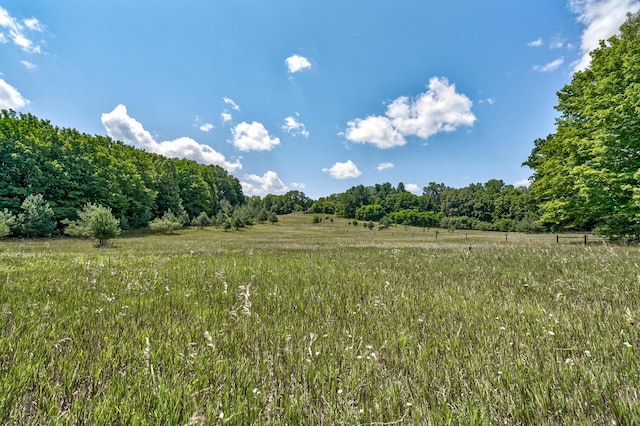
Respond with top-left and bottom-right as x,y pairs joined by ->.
1,215 -> 639,424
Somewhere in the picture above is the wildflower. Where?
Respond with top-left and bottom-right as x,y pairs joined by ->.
500,326 -> 506,331
623,341 -> 632,348
584,350 -> 591,357
218,411 -> 224,419
548,330 -> 555,336
564,358 -> 575,366
406,402 -> 413,407
337,389 -> 343,394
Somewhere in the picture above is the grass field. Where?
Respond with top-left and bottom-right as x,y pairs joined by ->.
1,215 -> 638,424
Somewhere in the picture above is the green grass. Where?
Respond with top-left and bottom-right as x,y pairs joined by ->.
1,215 -> 638,424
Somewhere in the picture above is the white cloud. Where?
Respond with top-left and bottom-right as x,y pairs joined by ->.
345,115 -> 406,149
194,115 -> 213,132
528,37 -> 543,47
23,18 -> 45,32
549,40 -> 565,49
345,77 -> 475,149
478,97 -> 495,105
221,112 -> 232,123
291,182 -> 306,189
533,57 -> 565,72
101,104 -> 242,172
223,97 -> 240,111
241,171 -> 289,196
570,0 -> 640,71
0,6 -> 45,54
405,183 -> 421,194
513,178 -> 532,187
322,160 -> 362,179
282,115 -> 309,137
377,162 -> 394,171
0,78 -> 28,110
286,54 -> 312,73
20,60 -> 36,70
231,121 -> 280,152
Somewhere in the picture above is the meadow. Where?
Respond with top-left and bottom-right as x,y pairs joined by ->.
1,214 -> 638,425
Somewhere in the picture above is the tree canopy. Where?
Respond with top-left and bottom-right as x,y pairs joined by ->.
0,110 -> 244,230
524,12 -> 640,237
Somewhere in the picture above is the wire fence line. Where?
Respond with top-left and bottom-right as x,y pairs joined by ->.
313,224 -> 610,245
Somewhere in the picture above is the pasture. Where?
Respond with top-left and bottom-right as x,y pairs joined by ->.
0,215 -> 638,424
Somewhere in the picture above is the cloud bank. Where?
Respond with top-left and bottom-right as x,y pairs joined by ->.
570,0 -> 640,71
345,77 -> 476,149
101,104 -> 242,172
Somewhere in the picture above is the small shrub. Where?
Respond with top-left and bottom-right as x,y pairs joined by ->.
64,203 -> 121,247
149,210 -> 184,234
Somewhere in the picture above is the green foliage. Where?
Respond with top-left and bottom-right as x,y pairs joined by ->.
16,194 -> 56,238
149,210 -> 184,234
355,204 -> 386,222
525,12 -> 640,237
64,203 -> 121,246
366,221 -> 375,230
0,209 -> 16,238
312,215 -> 321,224
0,110 -> 244,230
378,216 -> 391,230
191,212 -> 212,229
268,212 -> 279,224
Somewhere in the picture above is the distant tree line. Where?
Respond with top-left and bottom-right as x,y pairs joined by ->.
303,180 -> 540,232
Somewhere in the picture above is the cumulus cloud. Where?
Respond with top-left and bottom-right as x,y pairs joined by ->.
528,37 -> 543,47
533,57 -> 565,72
101,104 -> 241,172
223,97 -> 240,111
241,171 -> 289,196
286,54 -> 312,73
570,0 -> 640,71
322,160 -> 362,179
345,77 -> 476,149
405,183 -> 421,193
377,162 -> 394,171
0,78 -> 28,110
282,115 -> 309,137
291,182 -> 306,189
231,121 -> 280,152
0,6 -> 45,54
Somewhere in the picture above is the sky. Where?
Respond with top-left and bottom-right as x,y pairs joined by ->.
1,1 -> 639,199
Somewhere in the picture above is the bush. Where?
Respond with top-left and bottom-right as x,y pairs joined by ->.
64,203 -> 121,247
312,215 -> 321,224
268,212 -> 279,224
191,212 -> 212,229
16,194 -> 56,238
149,210 -> 184,234
0,209 -> 16,238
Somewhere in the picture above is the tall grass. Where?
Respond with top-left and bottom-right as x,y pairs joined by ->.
1,216 -> 638,424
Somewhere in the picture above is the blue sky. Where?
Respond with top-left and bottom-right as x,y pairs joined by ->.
1,1 -> 639,199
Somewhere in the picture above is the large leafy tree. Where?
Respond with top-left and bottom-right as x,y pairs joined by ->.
524,12 -> 640,236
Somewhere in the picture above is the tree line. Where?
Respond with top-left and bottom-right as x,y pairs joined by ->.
0,110 -> 244,237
